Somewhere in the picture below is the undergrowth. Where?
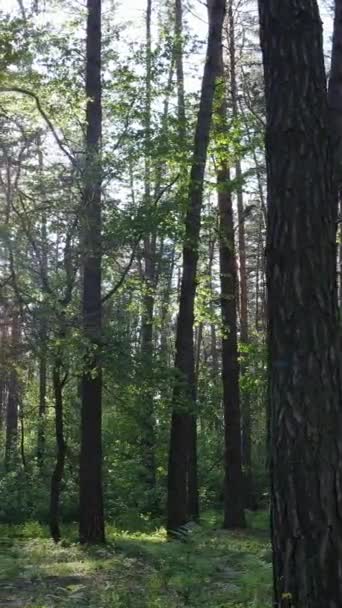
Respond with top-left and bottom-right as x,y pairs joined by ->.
0,511 -> 271,607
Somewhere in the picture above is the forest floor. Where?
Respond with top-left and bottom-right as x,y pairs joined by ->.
0,511 -> 271,608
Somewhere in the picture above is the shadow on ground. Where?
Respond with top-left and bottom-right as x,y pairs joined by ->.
0,512 -> 272,608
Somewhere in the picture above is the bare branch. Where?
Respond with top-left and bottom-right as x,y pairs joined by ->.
101,240 -> 140,304
0,87 -> 76,166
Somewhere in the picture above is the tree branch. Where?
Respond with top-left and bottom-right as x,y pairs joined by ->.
0,87 -> 76,166
101,240 -> 140,304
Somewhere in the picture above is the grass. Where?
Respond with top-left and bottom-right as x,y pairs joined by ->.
0,511 -> 272,608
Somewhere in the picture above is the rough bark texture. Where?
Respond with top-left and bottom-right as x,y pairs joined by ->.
217,50 -> 246,530
328,0 -> 342,176
79,0 -> 105,545
258,0 -> 342,605
227,0 -> 253,507
328,0 -> 342,312
49,357 -> 66,543
167,0 -> 226,534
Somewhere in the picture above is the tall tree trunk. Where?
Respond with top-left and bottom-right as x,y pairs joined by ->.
189,321 -> 202,522
5,312 -> 19,471
0,378 -> 5,431
50,355 -> 67,543
255,211 -> 265,332
208,236 -> 220,383
328,0 -> 342,313
140,0 -> 157,504
259,0 -> 342,605
216,50 -> 245,530
160,245 -> 175,366
187,415 -> 199,521
19,395 -> 26,470
328,0 -> 342,175
0,324 -> 7,432
175,0 -> 186,142
167,0 -> 226,533
37,336 -> 47,467
37,142 -> 48,469
79,0 -> 105,544
175,0 -> 199,523
227,0 -> 253,508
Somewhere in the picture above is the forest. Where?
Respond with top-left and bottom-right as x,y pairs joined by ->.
0,0 -> 341,606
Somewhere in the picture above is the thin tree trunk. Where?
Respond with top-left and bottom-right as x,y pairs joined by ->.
259,0 -> 342,604
37,141 -> 48,469
227,0 -> 253,509
189,322 -> 202,521
160,245 -> 175,365
255,212 -> 264,331
216,49 -> 245,530
175,0 -> 186,142
175,0 -> 199,523
0,330 -> 7,432
19,397 -> 26,470
50,356 -> 67,543
0,380 -> 5,431
5,312 -> 20,471
208,236 -> 219,378
140,0 -> 157,504
37,339 -> 47,466
328,0 -> 342,313
167,0 -> 226,533
194,323 -> 203,383
79,0 -> 105,545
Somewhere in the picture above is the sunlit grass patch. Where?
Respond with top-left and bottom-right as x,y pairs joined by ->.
0,511 -> 271,607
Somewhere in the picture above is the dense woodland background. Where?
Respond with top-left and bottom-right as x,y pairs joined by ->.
0,0 -> 341,607
0,0 -> 268,532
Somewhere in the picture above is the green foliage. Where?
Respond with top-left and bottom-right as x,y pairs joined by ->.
0,2 -> 269,604
0,513 -> 271,608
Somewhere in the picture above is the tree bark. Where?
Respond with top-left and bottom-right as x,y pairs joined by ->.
208,237 -> 219,382
5,312 -> 20,471
37,336 -> 47,467
258,0 -> 342,605
37,142 -> 48,470
160,245 -> 175,367
328,0 -> 342,312
175,0 -> 186,143
328,0 -> 342,176
216,49 -> 246,530
79,0 -> 105,544
227,0 -> 253,508
19,395 -> 26,470
167,0 -> 226,533
0,325 -> 7,432
50,356 -> 67,543
175,0 -> 200,524
140,0 -> 157,504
